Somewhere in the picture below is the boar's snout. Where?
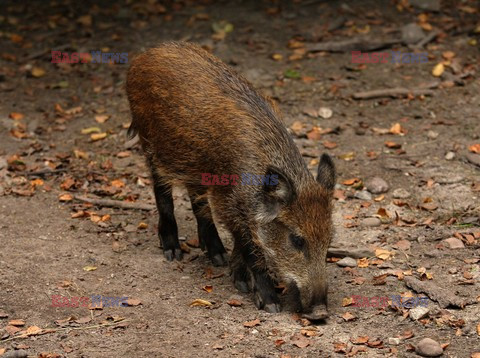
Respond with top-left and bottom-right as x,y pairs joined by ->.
302,304 -> 328,321
297,280 -> 329,321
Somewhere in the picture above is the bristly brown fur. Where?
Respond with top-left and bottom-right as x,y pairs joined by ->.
126,41 -> 335,316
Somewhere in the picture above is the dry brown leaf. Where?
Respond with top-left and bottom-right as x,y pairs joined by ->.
343,178 -> 361,186
202,285 -> 213,293
468,144 -> 480,153
111,179 -> 125,188
8,319 -> 25,327
243,318 -> 261,327
375,248 -> 393,260
59,194 -> 73,202
342,312 -> 356,321
227,299 -> 242,307
31,66 -> 46,78
432,63 -> 445,77
9,112 -> 24,120
351,336 -> 369,345
291,334 -> 311,348
342,297 -> 354,307
95,115 -> 110,123
389,123 -> 406,135
385,141 -> 401,149
357,258 -> 369,268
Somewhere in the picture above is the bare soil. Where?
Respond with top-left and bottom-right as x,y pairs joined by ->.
0,1 -> 479,357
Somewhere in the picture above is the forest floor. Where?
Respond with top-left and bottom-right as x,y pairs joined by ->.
0,0 -> 479,357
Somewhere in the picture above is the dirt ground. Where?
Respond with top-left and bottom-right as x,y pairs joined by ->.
0,0 -> 479,357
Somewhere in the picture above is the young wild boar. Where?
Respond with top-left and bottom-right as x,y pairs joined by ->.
126,42 -> 336,319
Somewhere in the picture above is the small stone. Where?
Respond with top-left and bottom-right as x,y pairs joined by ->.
448,267 -> 457,274
318,107 -> 333,119
388,337 -> 401,346
362,217 -> 381,227
354,190 -> 372,200
416,338 -> 443,357
435,175 -> 463,184
336,257 -> 357,268
409,306 -> 430,320
124,224 -> 136,233
365,177 -> 389,194
445,152 -> 455,160
401,23 -> 425,44
393,188 -> 411,199
426,130 -> 439,139
443,237 -> 465,249
466,152 -> 480,167
409,0 -> 440,11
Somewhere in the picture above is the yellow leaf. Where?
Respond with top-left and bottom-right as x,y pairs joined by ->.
357,258 -> 369,268
190,299 -> 212,307
24,325 -> 42,336
137,222 -> 148,229
271,53 -> 283,61
31,67 -> 46,78
432,63 -> 444,77
30,178 -> 44,187
91,132 -> 107,141
375,248 -> 393,260
83,266 -> 97,271
202,285 -> 213,293
73,149 -> 89,159
81,127 -> 101,134
111,179 -> 125,188
342,297 -> 354,307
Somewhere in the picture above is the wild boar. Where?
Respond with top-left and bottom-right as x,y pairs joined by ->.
126,42 -> 336,319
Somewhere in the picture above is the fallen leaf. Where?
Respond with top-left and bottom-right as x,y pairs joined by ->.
73,150 -> 89,159
91,132 -> 108,141
384,141 -> 401,149
23,325 -> 42,336
59,194 -> 73,202
243,318 -> 261,327
468,144 -> 480,154
202,285 -> 213,293
227,299 -> 243,307
9,319 -> 25,326
351,336 -> 369,345
342,312 -> 356,321
333,341 -> 347,353
338,152 -> 356,161
111,179 -> 125,188
274,339 -> 286,347
291,334 -> 311,348
31,67 -> 46,77
81,127 -> 101,134
190,299 -> 213,307
375,248 -> 394,260
125,298 -> 142,306
300,329 -> 318,337
343,178 -> 361,186
60,178 -> 75,190
322,141 -> 338,149
82,266 -> 97,271
357,258 -> 369,268
95,115 -> 110,123
5,325 -> 22,335
342,297 -> 354,307
432,63 -> 445,77
9,112 -> 24,120
389,123 -> 406,135
116,151 -> 131,158
30,178 -> 44,187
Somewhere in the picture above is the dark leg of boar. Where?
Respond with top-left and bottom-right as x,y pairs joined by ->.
150,168 -> 182,261
230,241 -> 251,293
188,190 -> 228,266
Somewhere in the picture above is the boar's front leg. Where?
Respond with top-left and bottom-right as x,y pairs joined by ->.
233,232 -> 280,313
151,172 -> 183,261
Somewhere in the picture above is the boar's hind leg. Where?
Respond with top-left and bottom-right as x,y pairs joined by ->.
234,234 -> 280,313
151,173 -> 182,261
189,191 -> 228,266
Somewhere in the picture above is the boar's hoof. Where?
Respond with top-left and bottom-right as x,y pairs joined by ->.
264,303 -> 281,313
302,306 -> 328,321
164,249 -> 183,261
234,280 -> 250,293
211,253 -> 229,267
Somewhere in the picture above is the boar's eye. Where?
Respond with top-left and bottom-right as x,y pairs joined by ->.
289,234 -> 305,251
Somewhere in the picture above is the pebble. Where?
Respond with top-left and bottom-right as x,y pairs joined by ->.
435,175 -> 463,184
426,130 -> 439,139
393,188 -> 411,199
409,306 -> 430,320
354,190 -> 372,200
388,337 -> 401,346
443,237 -> 465,249
336,257 -> 357,268
416,338 -> 443,357
362,217 -> 382,227
318,107 -> 333,119
444,151 -> 455,160
365,177 -> 389,194
466,152 -> 480,167
401,23 -> 425,44
409,0 -> 440,11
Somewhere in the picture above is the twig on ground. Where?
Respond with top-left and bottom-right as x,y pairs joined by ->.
74,195 -> 155,211
411,29 -> 440,49
16,169 -> 67,177
1,319 -> 129,343
307,37 -> 401,53
352,87 -> 435,100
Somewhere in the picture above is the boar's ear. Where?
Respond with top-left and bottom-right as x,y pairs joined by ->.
316,154 -> 336,191
256,166 -> 295,224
